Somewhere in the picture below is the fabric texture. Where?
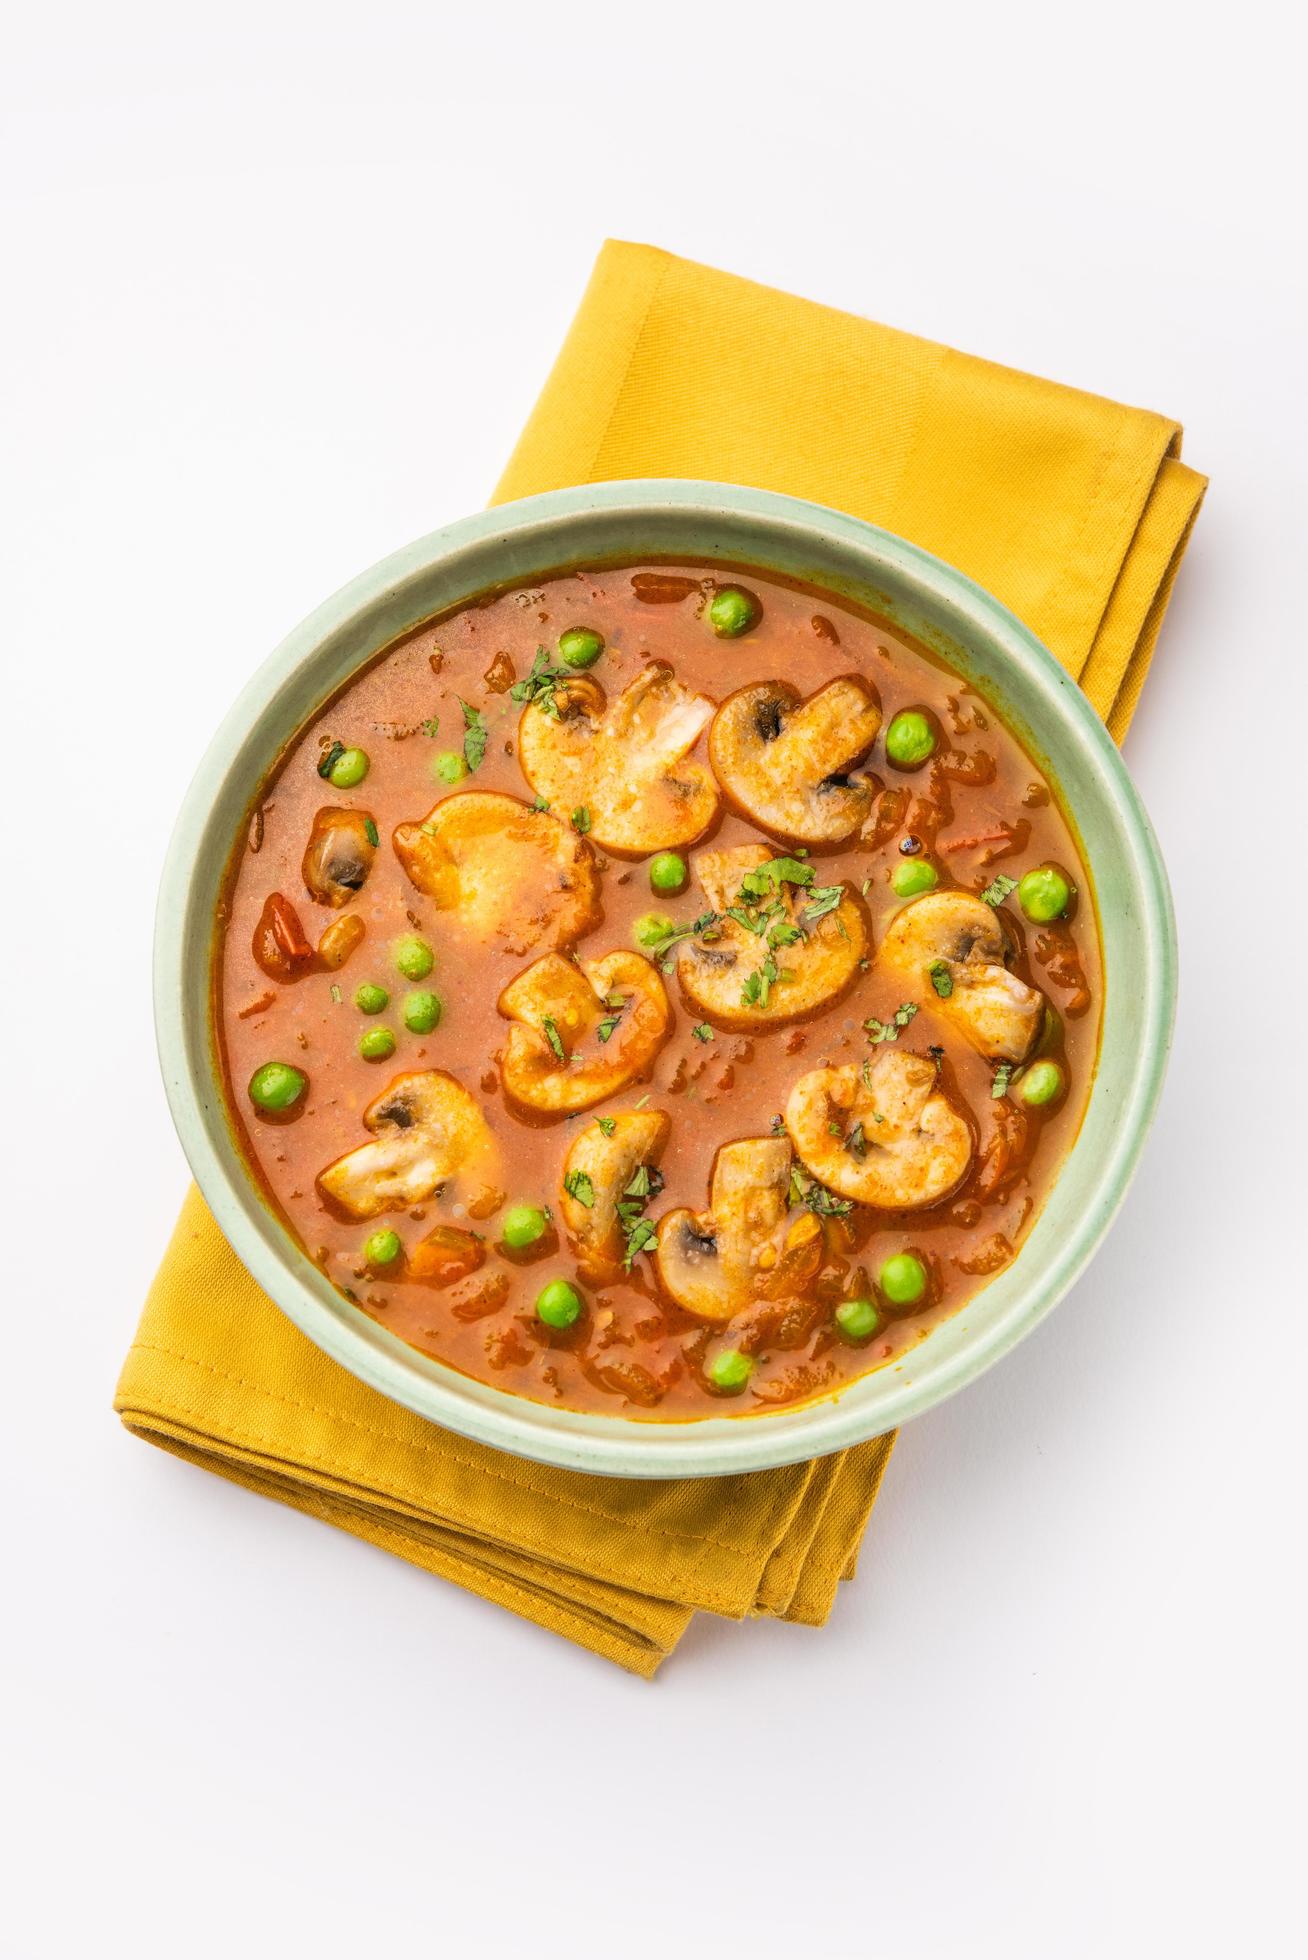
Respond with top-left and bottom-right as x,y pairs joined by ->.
116,240 -> 1205,1676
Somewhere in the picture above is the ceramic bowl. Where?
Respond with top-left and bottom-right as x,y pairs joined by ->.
155,480 -> 1176,1477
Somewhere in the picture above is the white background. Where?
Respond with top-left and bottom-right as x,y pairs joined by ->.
4,6 -> 1304,1956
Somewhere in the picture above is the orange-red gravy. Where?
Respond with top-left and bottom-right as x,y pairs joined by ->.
216,563 -> 1100,1419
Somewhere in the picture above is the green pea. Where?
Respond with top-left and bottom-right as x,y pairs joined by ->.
502,1204 -> 550,1251
707,586 -> 760,638
634,912 -> 675,949
885,710 -> 937,769
403,989 -> 442,1035
536,1278 -> 583,1328
358,1027 -> 397,1062
328,746 -> 370,789
1018,864 -> 1075,923
835,1297 -> 881,1343
393,934 -> 434,980
707,1347 -> 754,1392
891,857 -> 939,898
354,982 -> 389,1015
1018,1060 -> 1065,1108
649,852 -> 688,896
878,1251 -> 928,1307
364,1229 -> 402,1269
432,750 -> 468,785
558,627 -> 604,670
247,1061 -> 307,1112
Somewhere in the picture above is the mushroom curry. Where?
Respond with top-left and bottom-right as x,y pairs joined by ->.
216,564 -> 1099,1419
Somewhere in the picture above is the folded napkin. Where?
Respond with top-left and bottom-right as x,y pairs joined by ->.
116,241 -> 1205,1675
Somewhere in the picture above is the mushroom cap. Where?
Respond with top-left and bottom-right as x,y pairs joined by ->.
302,807 -> 378,908
709,676 -> 882,843
559,1108 -> 671,1281
392,791 -> 601,956
498,949 -> 672,1116
654,1137 -> 824,1323
785,1051 -> 973,1210
879,890 -> 1044,1064
675,844 -> 869,1029
316,1070 -> 498,1219
517,664 -> 720,854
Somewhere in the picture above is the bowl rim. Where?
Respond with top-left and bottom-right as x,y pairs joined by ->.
155,478 -> 1177,1477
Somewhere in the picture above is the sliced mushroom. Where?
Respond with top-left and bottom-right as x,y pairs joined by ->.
675,844 -> 868,1029
498,950 -> 671,1116
392,790 -> 602,956
654,1137 -> 824,1323
559,1109 -> 671,1281
879,891 -> 1044,1063
709,677 -> 882,843
302,807 -> 378,908
316,1070 -> 498,1219
785,1051 -> 973,1210
517,664 -> 719,854
252,893 -> 314,980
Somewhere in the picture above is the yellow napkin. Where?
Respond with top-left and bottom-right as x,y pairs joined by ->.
116,241 -> 1205,1676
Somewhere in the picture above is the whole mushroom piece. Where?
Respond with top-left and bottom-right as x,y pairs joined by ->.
785,1050 -> 973,1211
517,664 -> 720,854
676,844 -> 868,1029
316,1070 -> 499,1219
559,1109 -> 671,1281
654,1137 -> 824,1324
302,807 -> 378,908
879,891 -> 1044,1064
392,790 -> 602,956
709,676 -> 882,844
498,950 -> 671,1116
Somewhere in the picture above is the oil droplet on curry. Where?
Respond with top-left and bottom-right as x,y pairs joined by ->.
216,563 -> 1100,1420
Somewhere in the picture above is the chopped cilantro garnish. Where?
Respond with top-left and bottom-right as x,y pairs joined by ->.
789,1163 -> 854,1217
739,855 -> 815,899
596,1014 -> 622,1043
363,817 -> 379,848
992,1062 -> 1014,1099
692,1023 -> 714,1042
801,885 -> 844,927
510,646 -> 569,718
595,1115 -> 617,1136
741,952 -> 781,1009
643,910 -> 720,956
420,715 -> 440,738
317,739 -> 346,780
864,1002 -> 919,1044
530,794 -> 550,813
541,1015 -> 566,1060
329,983 -> 342,1004
563,1169 -> 595,1208
846,1121 -> 868,1158
928,960 -> 954,998
980,872 -> 1018,907
621,1216 -> 659,1270
571,805 -> 591,834
459,699 -> 488,772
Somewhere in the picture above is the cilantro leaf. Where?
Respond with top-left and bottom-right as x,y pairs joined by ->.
622,1216 -> 659,1270
692,1023 -> 714,1042
363,817 -> 379,848
992,1062 -> 1014,1100
801,884 -> 844,927
420,715 -> 440,738
928,960 -> 954,998
510,646 -> 569,718
541,1015 -> 566,1060
459,699 -> 488,772
317,739 -> 346,780
846,1121 -> 868,1159
789,1163 -> 854,1217
563,1169 -> 595,1207
980,872 -> 1018,907
571,805 -> 591,834
864,1002 -> 918,1044
595,1115 -> 617,1136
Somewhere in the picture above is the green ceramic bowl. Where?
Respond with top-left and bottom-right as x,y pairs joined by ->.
155,481 -> 1176,1478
